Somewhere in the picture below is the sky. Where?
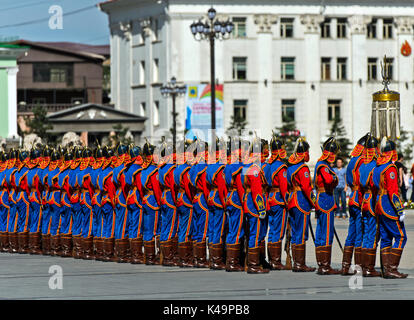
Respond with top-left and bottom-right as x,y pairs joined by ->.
0,0 -> 110,45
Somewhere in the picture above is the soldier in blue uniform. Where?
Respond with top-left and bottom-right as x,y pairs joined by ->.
286,138 -> 316,272
263,136 -> 289,270
158,141 -> 179,266
27,148 -> 43,254
174,141 -> 195,267
39,147 -> 52,255
206,139 -> 228,270
189,141 -> 210,268
359,135 -> 381,277
341,134 -> 368,275
242,138 -> 269,274
223,139 -> 245,272
100,147 -> 117,262
111,144 -> 130,263
47,149 -> 63,256
5,149 -> 19,253
374,138 -> 407,279
58,150 -> 75,257
0,152 -> 10,252
314,137 -> 341,275
90,147 -> 105,260
141,141 -> 162,265
125,145 -> 145,264
69,147 -> 83,259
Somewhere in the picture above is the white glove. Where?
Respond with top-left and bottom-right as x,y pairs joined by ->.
399,212 -> 406,222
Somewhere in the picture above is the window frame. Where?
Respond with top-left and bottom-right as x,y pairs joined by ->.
232,57 -> 247,80
328,99 -> 341,121
320,18 -> 331,38
337,57 -> 347,80
281,57 -> 295,80
281,99 -> 295,123
336,18 -> 347,38
367,57 -> 378,81
233,99 -> 248,121
280,18 -> 294,38
232,17 -> 247,38
321,57 -> 331,81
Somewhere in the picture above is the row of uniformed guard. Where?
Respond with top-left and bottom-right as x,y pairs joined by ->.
0,133 -> 407,277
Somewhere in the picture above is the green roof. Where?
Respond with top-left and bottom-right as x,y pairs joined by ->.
0,42 -> 29,49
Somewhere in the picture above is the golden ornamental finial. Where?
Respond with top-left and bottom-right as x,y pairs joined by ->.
380,54 -> 391,91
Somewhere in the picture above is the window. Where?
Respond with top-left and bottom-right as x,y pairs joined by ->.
232,17 -> 247,38
383,18 -> 393,39
321,18 -> 331,38
139,61 -> 145,85
337,57 -> 347,80
281,57 -> 295,80
367,18 -> 377,39
153,101 -> 160,126
232,57 -> 247,80
368,57 -> 377,80
385,57 -> 394,80
328,100 -> 341,121
233,100 -> 247,121
280,18 -> 294,38
337,18 -> 347,38
153,58 -> 159,83
281,99 -> 295,122
33,63 -> 73,85
32,98 -> 46,105
139,102 -> 146,116
321,57 -> 331,80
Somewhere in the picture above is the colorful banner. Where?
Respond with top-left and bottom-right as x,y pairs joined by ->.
185,84 -> 224,141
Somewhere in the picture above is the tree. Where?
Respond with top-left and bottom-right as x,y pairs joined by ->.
396,127 -> 414,162
24,105 -> 53,142
275,120 -> 301,155
328,116 -> 352,162
109,123 -> 134,147
226,114 -> 248,136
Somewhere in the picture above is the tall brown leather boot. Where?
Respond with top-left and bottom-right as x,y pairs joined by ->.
196,241 -> 209,268
82,237 -> 95,260
42,234 -> 51,255
161,240 -> 173,266
293,243 -> 315,272
209,243 -> 226,270
363,248 -> 381,277
317,245 -> 341,275
171,235 -> 179,264
246,247 -> 269,274
354,247 -> 362,269
130,237 -> 144,264
60,235 -> 73,258
268,242 -> 287,270
72,235 -> 83,259
226,243 -> 244,272
383,248 -> 408,279
18,232 -> 29,254
102,237 -> 117,262
9,232 -> 19,253
115,239 -> 130,263
144,239 -> 157,265
192,240 -> 199,267
29,232 -> 42,255
94,237 -> 104,261
0,231 -> 8,252
259,240 -> 271,270
154,235 -> 161,265
50,235 -> 60,256
315,246 -> 323,273
341,246 -> 354,276
178,241 -> 195,268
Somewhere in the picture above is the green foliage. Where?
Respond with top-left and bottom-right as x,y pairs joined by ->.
396,127 -> 414,162
275,121 -> 300,155
329,116 -> 352,162
226,114 -> 248,136
24,105 -> 53,142
110,123 -> 133,146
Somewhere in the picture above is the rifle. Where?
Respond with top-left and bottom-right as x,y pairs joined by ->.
284,216 -> 292,270
308,213 -> 316,245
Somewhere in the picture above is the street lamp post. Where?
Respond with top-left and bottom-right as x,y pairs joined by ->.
160,76 -> 186,149
190,8 -> 233,138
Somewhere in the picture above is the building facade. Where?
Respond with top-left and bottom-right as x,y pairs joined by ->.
0,43 -> 28,140
100,0 -> 414,162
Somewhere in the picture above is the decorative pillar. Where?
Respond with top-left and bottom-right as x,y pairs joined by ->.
253,14 -> 277,139
349,15 -> 371,143
395,17 -> 414,135
6,67 -> 19,139
300,14 -> 324,163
